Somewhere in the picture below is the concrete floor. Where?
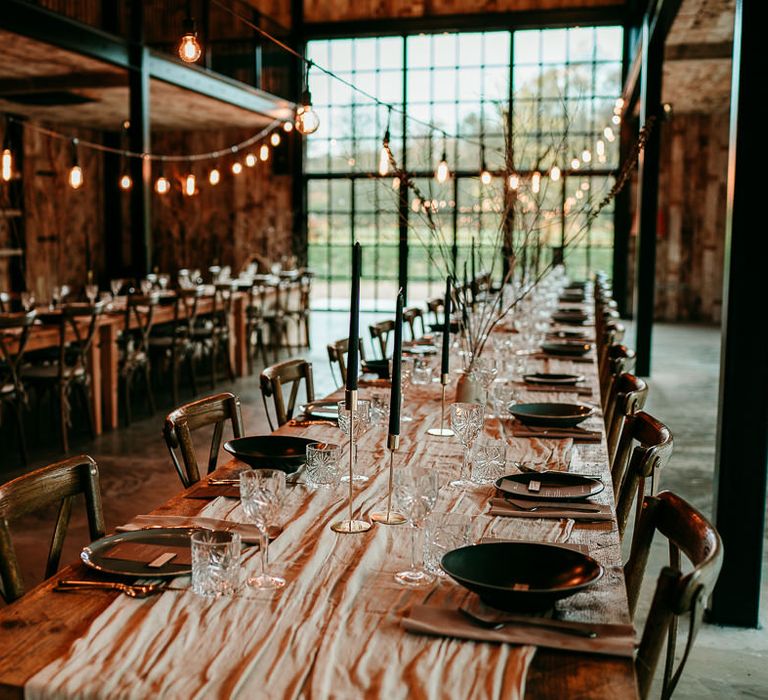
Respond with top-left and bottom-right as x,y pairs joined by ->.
1,316 -> 767,697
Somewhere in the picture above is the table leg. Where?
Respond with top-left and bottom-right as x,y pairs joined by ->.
100,322 -> 119,430
233,294 -> 248,377
88,331 -> 103,436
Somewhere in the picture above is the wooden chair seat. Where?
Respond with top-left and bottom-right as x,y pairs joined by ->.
0,455 -> 105,603
625,490 -> 723,699
260,358 -> 315,430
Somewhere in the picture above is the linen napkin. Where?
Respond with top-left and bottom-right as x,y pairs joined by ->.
402,604 -> 635,657
488,497 -> 613,521
510,423 -> 602,443
116,514 -> 263,544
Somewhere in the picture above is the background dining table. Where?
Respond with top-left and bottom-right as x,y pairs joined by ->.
0,314 -> 638,699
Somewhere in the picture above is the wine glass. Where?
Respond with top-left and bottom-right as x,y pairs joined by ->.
85,284 -> 99,304
20,292 -> 35,311
449,402 -> 485,488
399,357 -> 415,422
239,469 -> 286,590
474,357 -> 498,411
337,399 -> 371,482
158,274 -> 170,290
393,467 -> 439,587
140,278 -> 153,295
110,278 -> 123,298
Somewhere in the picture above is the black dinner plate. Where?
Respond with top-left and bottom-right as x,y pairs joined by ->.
523,372 -> 585,385
494,472 -> 604,501
548,329 -> 589,340
540,341 -> 592,357
81,528 -> 196,578
551,311 -> 589,325
298,400 -> 339,420
224,435 -> 314,473
508,402 -> 594,428
429,321 -> 460,334
441,542 -> 604,612
361,359 -> 390,379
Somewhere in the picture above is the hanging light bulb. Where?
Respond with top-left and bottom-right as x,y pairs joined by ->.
550,165 -> 561,182
68,140 -> 83,189
119,174 -> 132,190
232,162 -> 243,175
612,114 -> 621,125
178,3 -> 202,63
392,176 -> 400,190
615,97 -> 624,109
155,175 -> 170,194
183,173 -> 196,196
259,144 -> 270,161
245,153 -> 256,167
1,148 -> 12,182
480,168 -> 492,185
283,121 -> 294,133
270,132 -> 281,147
604,126 -> 616,142
378,107 -> 392,177
507,173 -> 519,190
209,168 -> 221,185
435,133 -> 449,183
295,62 -> 320,135
571,157 -> 581,170
596,139 -> 605,156
531,171 -> 541,194
581,149 -> 592,163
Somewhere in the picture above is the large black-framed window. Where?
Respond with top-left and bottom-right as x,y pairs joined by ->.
305,26 -> 622,311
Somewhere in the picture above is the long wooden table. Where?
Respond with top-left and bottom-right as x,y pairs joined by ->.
0,314 -> 638,698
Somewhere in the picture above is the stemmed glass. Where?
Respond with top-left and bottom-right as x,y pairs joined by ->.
394,467 -> 440,587
337,399 -> 371,482
110,278 -> 123,299
239,469 -> 286,590
449,402 -> 485,488
85,283 -> 99,304
399,357 -> 415,422
140,278 -> 153,295
20,292 -> 35,311
474,357 -> 498,412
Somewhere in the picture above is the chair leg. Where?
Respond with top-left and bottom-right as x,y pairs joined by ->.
171,353 -> 180,407
8,400 -> 28,466
123,373 -> 133,426
144,363 -> 156,414
79,381 -> 95,439
186,351 -> 198,397
59,384 -> 69,454
210,338 -> 217,389
224,335 -> 236,382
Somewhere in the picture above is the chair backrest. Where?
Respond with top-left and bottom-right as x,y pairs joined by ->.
259,358 -> 315,430
403,307 -> 425,340
0,311 -> 36,392
327,337 -> 365,388
612,410 -> 674,538
426,298 -> 444,324
369,320 -> 395,359
625,491 -> 723,699
212,282 -> 236,326
38,302 -> 105,380
0,455 -> 105,603
598,320 -> 626,376
604,372 -> 648,465
122,293 -> 158,355
599,343 -> 637,405
163,392 -> 245,487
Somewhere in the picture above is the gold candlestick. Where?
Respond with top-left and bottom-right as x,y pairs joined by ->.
371,434 -> 406,525
427,374 -> 455,437
331,390 -> 372,534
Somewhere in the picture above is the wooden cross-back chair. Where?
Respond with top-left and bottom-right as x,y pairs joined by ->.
625,490 -> 723,699
369,320 -> 395,359
596,306 -> 621,347
0,311 -> 36,464
193,282 -> 236,389
403,307 -> 426,341
426,298 -> 444,325
604,372 -> 648,465
259,359 -> 315,431
283,272 -> 312,349
598,320 -> 626,376
163,392 -> 244,487
23,302 -> 105,453
612,410 -> 674,539
120,293 -> 159,425
327,337 -> 365,388
599,343 -> 637,408
0,455 -> 105,603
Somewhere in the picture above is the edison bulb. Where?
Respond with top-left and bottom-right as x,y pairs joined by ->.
270,132 -> 281,147
436,159 -> 449,184
245,153 -> 256,167
68,165 -> 83,189
531,171 -> 541,194
119,174 -> 132,190
259,144 -> 269,161
571,157 -> 581,170
295,104 -> 320,135
232,162 -> 243,175
378,146 -> 389,176
612,115 -> 621,125
282,121 -> 294,133
582,149 -> 592,163
604,126 -> 615,142
155,176 -> 170,194
596,139 -> 605,156
1,149 -> 12,181
507,173 -> 519,190
480,169 -> 492,185
183,174 -> 196,196
550,165 -> 561,182
392,176 -> 400,190
209,168 -> 221,185
178,33 -> 202,63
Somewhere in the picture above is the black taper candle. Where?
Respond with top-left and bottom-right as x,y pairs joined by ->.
441,276 -> 451,376
388,292 -> 404,435
346,242 -> 361,391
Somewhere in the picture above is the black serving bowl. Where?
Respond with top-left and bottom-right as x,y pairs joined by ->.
429,321 -> 460,334
540,341 -> 592,357
223,435 -> 314,473
508,402 -> 594,428
551,311 -> 589,324
361,359 -> 390,379
441,542 -> 604,612
523,372 -> 585,386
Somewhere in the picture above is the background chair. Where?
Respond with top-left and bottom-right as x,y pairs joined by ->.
369,319 -> 395,359
625,491 -> 723,699
599,343 -> 637,408
0,311 -> 35,464
327,337 -> 365,388
0,455 -> 105,603
403,307 -> 426,340
283,272 -> 312,349
163,392 -> 244,488
603,373 -> 649,466
119,293 -> 158,425
192,283 -> 236,388
260,358 -> 315,430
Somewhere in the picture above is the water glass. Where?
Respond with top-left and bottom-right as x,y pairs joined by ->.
472,437 -> 507,484
368,394 -> 388,427
411,359 -> 433,386
191,530 -> 241,598
337,399 -> 371,481
424,512 -> 472,576
305,442 -> 341,487
449,402 -> 485,488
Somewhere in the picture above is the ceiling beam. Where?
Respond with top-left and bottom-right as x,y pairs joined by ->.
0,72 -> 127,95
665,40 -> 733,61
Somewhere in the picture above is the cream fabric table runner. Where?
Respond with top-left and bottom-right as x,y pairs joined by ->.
26,341 -> 629,700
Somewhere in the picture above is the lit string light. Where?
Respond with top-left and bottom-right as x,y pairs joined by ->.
68,140 -> 83,189
378,107 -> 392,177
435,132 -> 449,184
178,1 -> 202,63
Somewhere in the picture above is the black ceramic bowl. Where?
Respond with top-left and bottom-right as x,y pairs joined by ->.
429,321 -> 460,334
508,402 -> 594,428
540,341 -> 592,357
223,435 -> 314,473
441,542 -> 604,612
551,311 -> 589,324
362,359 -> 390,379
523,372 -> 585,386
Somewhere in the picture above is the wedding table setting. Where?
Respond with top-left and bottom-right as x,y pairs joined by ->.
0,255 -> 639,699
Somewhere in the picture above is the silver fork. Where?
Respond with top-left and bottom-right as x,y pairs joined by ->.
502,498 -> 602,513
55,579 -> 170,598
459,606 -> 598,638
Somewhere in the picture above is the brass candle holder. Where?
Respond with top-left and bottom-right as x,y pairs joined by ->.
370,434 -> 407,525
427,374 -> 455,437
331,389 -> 372,534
